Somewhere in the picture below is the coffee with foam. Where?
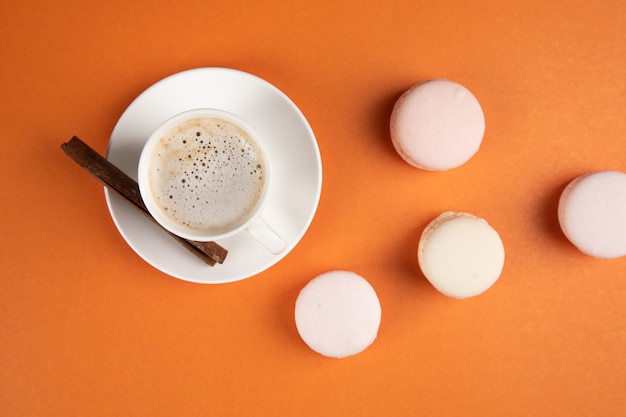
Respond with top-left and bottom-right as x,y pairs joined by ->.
147,117 -> 267,236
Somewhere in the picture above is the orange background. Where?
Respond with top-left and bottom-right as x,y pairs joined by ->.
2,0 -> 626,415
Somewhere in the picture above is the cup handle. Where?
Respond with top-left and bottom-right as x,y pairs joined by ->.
246,217 -> 286,254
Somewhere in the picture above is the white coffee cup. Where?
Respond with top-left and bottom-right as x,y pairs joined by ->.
138,108 -> 285,254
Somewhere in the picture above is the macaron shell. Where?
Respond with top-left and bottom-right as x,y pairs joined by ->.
558,170 -> 626,258
390,79 -> 485,171
294,271 -> 382,358
418,212 -> 505,298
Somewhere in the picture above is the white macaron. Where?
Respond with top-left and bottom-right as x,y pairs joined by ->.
418,211 -> 505,298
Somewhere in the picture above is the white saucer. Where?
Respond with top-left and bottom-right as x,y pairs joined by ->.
105,68 -> 322,283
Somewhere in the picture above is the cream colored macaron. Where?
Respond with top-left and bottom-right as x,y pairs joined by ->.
390,79 -> 485,171
558,170 -> 626,258
418,212 -> 505,298
294,270 -> 381,358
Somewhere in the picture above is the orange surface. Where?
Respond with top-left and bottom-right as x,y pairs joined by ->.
2,0 -> 626,415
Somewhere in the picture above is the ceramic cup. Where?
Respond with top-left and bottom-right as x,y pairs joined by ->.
138,108 -> 285,254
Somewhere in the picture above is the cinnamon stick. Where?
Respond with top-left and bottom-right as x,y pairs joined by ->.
61,136 -> 228,265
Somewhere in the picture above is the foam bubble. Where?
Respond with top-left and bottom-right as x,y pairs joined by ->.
148,117 -> 266,235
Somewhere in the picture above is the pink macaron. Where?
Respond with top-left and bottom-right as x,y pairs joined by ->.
390,79 -> 485,171
558,170 -> 626,258
294,271 -> 381,358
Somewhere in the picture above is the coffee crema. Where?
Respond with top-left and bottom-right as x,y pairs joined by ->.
147,117 -> 266,235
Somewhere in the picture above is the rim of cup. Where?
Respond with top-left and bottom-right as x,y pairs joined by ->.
138,108 -> 272,242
